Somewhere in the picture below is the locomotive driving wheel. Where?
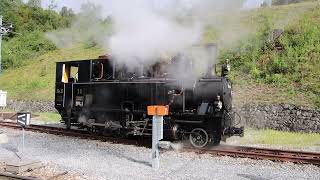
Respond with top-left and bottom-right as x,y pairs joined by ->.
87,126 -> 96,135
189,128 -> 209,148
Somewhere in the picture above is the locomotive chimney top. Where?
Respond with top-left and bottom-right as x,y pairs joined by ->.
205,43 -> 218,77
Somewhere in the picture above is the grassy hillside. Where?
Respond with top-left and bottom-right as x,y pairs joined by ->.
0,0 -> 73,69
221,2 -> 320,107
0,1 -> 319,108
0,45 -> 104,100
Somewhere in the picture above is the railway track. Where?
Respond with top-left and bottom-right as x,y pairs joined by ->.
0,121 -> 149,147
0,172 -> 40,180
1,121 -> 320,166
186,145 -> 320,166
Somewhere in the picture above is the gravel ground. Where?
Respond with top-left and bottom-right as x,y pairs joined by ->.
0,128 -> 319,180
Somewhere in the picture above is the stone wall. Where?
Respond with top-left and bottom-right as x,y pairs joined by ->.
6,100 -> 56,112
238,103 -> 320,133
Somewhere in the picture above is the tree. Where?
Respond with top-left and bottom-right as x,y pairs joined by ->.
48,0 -> 58,10
27,0 -> 41,8
261,2 -> 269,7
272,0 -> 303,5
67,8 -> 75,17
261,0 -> 272,7
60,6 -> 68,16
60,6 -> 75,17
1,0 -> 74,69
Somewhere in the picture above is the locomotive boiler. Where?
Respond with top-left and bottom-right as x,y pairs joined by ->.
54,44 -> 244,148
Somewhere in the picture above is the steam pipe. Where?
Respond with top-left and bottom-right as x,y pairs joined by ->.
182,90 -> 185,112
112,60 -> 115,79
206,43 -> 218,77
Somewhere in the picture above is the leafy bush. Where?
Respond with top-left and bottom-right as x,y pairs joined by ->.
220,4 -> 320,106
2,32 -> 56,68
0,0 -> 74,69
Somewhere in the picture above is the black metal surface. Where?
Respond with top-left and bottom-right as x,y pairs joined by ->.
54,54 -> 243,147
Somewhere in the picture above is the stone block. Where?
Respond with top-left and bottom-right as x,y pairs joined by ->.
5,160 -> 42,174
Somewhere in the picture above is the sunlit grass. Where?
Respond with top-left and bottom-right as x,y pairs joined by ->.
0,45 -> 104,101
34,112 -> 61,123
0,1 -> 319,108
0,108 -> 15,112
240,128 -> 320,147
0,107 -> 61,123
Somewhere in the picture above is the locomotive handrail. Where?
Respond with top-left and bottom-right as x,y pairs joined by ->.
73,78 -> 223,84
72,81 -> 171,85
174,120 -> 203,124
97,63 -> 104,80
198,79 -> 223,82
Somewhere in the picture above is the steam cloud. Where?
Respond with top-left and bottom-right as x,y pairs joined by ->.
46,0 -> 304,71
243,0 -> 271,9
107,0 -> 202,66
47,1 -> 257,64
46,3 -> 110,48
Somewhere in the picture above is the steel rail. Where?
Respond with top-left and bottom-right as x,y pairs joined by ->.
0,121 -> 149,147
230,145 -> 320,157
1,121 -> 319,165
185,145 -> 320,166
0,172 -> 40,180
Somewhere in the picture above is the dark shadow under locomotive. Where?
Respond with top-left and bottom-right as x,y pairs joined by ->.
54,45 -> 243,148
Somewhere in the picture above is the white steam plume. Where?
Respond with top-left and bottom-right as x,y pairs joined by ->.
46,3 -> 110,48
108,4 -> 202,66
243,0 -> 267,9
49,0 -> 297,71
92,0 -> 204,67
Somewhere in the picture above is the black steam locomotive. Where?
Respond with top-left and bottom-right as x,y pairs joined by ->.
54,45 -> 243,148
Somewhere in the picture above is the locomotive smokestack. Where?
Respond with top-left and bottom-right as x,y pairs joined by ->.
206,43 -> 218,77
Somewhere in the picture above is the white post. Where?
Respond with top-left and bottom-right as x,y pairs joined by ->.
157,116 -> 163,141
22,127 -> 25,157
152,115 -> 163,169
0,15 -> 2,74
152,115 -> 159,169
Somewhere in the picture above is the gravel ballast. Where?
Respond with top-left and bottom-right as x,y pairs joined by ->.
0,128 -> 319,180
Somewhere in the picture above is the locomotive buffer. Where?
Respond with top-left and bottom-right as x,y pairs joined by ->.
147,105 -> 168,170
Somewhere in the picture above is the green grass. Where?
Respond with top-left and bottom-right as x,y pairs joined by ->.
240,128 -> 320,147
232,72 -> 315,107
34,112 -> 61,123
0,44 -> 104,101
0,107 -> 60,123
0,108 -> 15,112
220,2 -> 320,107
0,1 -> 320,108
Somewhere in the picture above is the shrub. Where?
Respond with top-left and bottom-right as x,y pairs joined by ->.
2,32 -> 56,68
0,0 -> 74,69
219,4 -> 320,106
